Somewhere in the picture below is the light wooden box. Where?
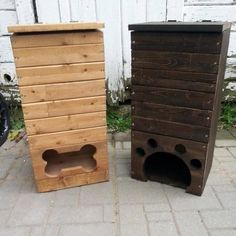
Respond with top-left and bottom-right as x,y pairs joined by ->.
9,22 -> 109,192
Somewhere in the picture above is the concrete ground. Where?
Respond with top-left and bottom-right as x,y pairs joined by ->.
0,129 -> 236,236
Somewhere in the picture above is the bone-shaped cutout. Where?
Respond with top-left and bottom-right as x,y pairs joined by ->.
42,144 -> 97,176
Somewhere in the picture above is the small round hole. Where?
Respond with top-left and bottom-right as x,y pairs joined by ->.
148,138 -> 158,148
175,144 -> 186,154
3,74 -> 12,82
136,147 -> 145,157
190,159 -> 202,170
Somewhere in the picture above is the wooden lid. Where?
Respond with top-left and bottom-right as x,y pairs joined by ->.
129,22 -> 231,32
8,22 -> 104,33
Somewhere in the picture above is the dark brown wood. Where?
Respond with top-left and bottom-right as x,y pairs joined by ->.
133,116 -> 210,143
132,85 -> 214,110
132,69 -> 216,93
132,101 -> 212,127
132,51 -> 220,74
132,32 -> 222,54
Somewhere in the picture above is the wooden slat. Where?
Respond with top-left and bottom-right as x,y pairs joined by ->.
11,31 -> 103,48
28,126 -> 107,150
20,79 -> 105,104
13,44 -> 104,67
22,96 -> 106,120
132,31 -> 222,54
8,22 -> 104,33
17,62 -> 105,86
132,51 -> 220,74
132,69 -> 216,93
25,111 -> 106,135
133,116 -> 210,143
132,85 -> 214,110
132,101 -> 212,127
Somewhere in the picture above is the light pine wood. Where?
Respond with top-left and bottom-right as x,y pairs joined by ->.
13,44 -> 104,67
8,22 -> 104,33
20,79 -> 105,104
28,126 -> 107,150
11,31 -> 103,48
17,62 -> 105,86
25,111 -> 106,135
22,96 -> 106,120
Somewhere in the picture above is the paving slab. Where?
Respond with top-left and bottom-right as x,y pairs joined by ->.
149,221 -> 179,236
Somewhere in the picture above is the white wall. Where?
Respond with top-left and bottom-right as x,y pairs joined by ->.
0,0 -> 235,102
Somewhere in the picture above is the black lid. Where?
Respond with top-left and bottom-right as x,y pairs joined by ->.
129,22 -> 231,32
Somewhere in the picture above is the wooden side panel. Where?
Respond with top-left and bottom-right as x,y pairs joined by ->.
132,102 -> 212,127
132,32 -> 222,54
28,126 -> 107,150
11,31 -> 103,48
132,51 -> 220,74
133,116 -> 210,143
14,44 -> 104,67
132,85 -> 214,110
17,62 -> 105,86
22,96 -> 106,120
26,111 -> 106,135
20,79 -> 105,104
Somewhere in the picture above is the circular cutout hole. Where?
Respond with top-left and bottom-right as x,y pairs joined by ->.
148,138 -> 158,148
175,144 -> 186,154
136,147 -> 145,157
190,159 -> 202,170
3,74 -> 12,82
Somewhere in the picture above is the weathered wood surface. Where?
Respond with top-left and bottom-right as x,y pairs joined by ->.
132,32 -> 222,54
132,85 -> 214,110
132,51 -> 220,74
132,101 -> 212,127
133,116 -> 210,143
20,79 -> 105,104
132,69 -> 216,93
26,111 -> 106,135
13,44 -> 104,67
17,62 -> 105,86
22,96 -> 106,120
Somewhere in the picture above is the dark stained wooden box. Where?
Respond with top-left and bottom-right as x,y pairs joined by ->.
129,22 -> 231,195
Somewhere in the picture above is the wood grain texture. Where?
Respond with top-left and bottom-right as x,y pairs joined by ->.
17,62 -> 105,86
20,79 -> 105,103
22,96 -> 106,120
13,44 -> 104,67
28,126 -> 107,150
132,31 -> 222,54
132,101 -> 212,127
132,68 -> 216,93
132,50 -> 220,74
133,116 -> 210,143
8,22 -> 104,33
11,31 -> 103,48
132,85 -> 214,110
25,111 -> 106,135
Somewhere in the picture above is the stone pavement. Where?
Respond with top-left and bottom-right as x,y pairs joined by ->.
0,129 -> 236,236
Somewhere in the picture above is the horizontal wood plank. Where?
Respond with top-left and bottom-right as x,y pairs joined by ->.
132,101 -> 212,127
132,31 -> 222,54
133,116 -> 210,143
17,62 -> 104,86
132,85 -> 214,110
28,126 -> 107,150
14,44 -> 104,67
20,79 -> 105,104
132,51 -> 220,74
132,69 -> 216,93
11,31 -> 103,48
25,111 -> 106,135
22,96 -> 106,120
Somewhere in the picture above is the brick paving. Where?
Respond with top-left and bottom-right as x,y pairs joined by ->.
0,130 -> 236,236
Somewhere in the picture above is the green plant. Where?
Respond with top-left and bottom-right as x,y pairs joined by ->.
219,102 -> 236,128
107,105 -> 131,132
